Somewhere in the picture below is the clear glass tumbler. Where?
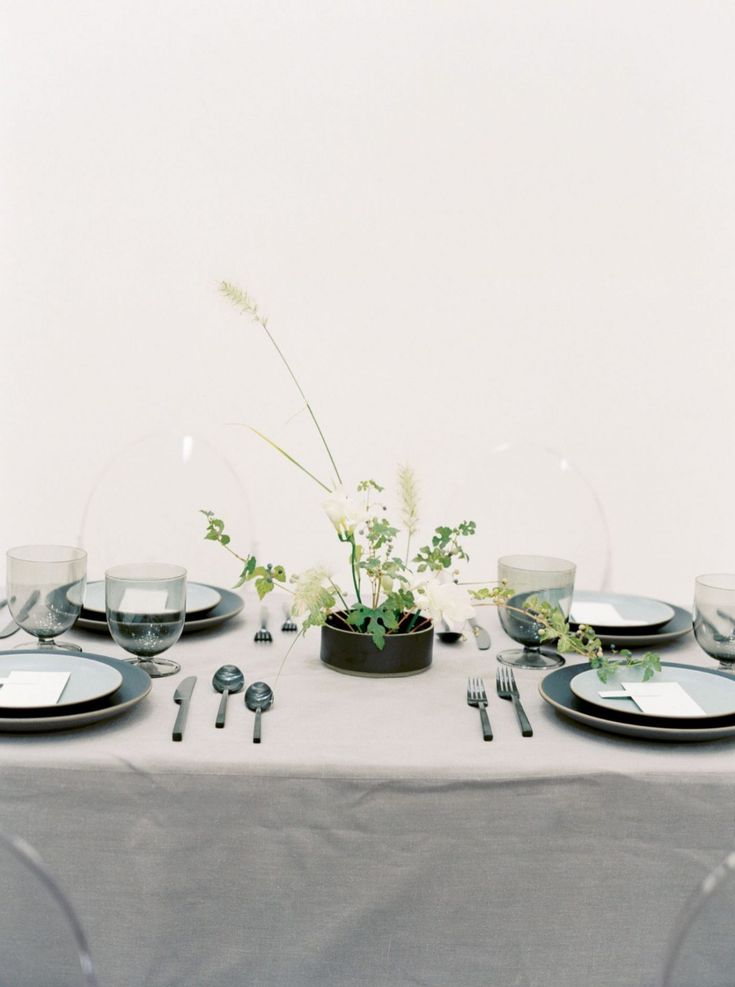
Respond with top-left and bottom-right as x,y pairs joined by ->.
6,545 -> 87,651
105,564 -> 186,678
497,554 -> 576,670
693,574 -> 735,671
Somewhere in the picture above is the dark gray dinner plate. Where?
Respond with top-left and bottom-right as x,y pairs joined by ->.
540,662 -> 735,742
75,585 -> 244,635
0,649 -> 151,732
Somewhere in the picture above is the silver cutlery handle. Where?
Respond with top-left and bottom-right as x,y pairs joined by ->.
215,689 -> 229,729
478,703 -> 493,742
172,703 -> 189,742
253,707 -> 262,744
512,697 -> 533,737
260,606 -> 268,629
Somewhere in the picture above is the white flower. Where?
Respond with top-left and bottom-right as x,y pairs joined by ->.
412,576 -> 475,629
322,486 -> 370,535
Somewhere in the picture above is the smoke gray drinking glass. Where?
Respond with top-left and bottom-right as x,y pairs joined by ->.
6,545 -> 87,651
105,564 -> 186,678
693,574 -> 735,671
497,554 -> 576,670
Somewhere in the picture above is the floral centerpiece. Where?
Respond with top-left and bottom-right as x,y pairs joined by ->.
203,282 -> 660,681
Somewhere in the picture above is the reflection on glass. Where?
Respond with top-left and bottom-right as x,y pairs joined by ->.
105,564 -> 186,678
6,546 -> 87,651
693,574 -> 735,671
497,554 -> 576,670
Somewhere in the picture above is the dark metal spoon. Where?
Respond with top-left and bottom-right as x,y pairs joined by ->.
437,619 -> 463,644
244,681 -> 274,743
212,665 -> 245,728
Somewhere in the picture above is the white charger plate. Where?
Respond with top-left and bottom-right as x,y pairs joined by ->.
570,665 -> 735,720
84,580 -> 221,617
0,652 -> 123,710
570,591 -> 675,631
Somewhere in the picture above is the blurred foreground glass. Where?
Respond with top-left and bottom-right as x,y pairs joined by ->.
497,554 -> 576,670
6,546 -> 87,651
693,574 -> 735,671
105,564 -> 186,678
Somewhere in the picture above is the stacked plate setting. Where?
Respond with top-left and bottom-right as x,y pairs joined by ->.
540,591 -> 735,741
569,590 -> 691,648
77,581 -> 244,635
0,650 -> 151,733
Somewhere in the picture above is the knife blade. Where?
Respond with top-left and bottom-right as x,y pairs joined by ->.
468,618 -> 491,650
0,619 -> 20,639
172,676 -> 197,741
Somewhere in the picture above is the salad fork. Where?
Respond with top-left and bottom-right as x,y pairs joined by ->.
466,677 -> 493,742
253,607 -> 273,643
281,604 -> 298,633
496,665 -> 533,737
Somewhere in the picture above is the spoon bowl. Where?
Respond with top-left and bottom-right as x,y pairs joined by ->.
212,664 -> 244,729
245,681 -> 274,744
437,620 -> 463,644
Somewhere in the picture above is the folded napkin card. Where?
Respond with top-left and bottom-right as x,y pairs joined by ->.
571,602 -> 645,627
0,671 -> 71,707
119,588 -> 171,614
599,682 -> 705,717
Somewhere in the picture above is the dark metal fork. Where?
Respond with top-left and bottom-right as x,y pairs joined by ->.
254,607 -> 273,643
281,604 -> 298,633
466,677 -> 493,741
496,665 -> 533,737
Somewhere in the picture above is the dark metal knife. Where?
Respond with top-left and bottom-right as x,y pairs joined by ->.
468,618 -> 491,650
0,590 -> 40,640
172,676 -> 197,742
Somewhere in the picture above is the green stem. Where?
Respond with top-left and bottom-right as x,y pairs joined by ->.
222,283 -> 343,486
329,579 -> 349,610
348,535 -> 362,604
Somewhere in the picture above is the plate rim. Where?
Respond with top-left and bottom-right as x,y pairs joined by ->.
539,661 -> 735,741
0,651 -> 123,711
569,664 -> 735,720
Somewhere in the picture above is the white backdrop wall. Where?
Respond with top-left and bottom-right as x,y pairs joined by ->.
2,0 -> 734,605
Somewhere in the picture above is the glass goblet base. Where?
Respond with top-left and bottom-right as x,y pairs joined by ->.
497,646 -> 565,670
132,655 -> 181,678
13,638 -> 83,653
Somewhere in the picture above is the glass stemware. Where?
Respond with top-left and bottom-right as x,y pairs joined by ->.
105,564 -> 186,678
693,574 -> 735,671
497,554 -> 576,670
6,546 -> 87,651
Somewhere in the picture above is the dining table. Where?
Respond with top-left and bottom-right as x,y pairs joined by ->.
0,601 -> 731,987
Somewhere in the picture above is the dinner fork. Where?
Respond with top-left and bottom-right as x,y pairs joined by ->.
496,665 -> 533,737
281,604 -> 298,633
466,677 -> 493,741
254,607 -> 273,643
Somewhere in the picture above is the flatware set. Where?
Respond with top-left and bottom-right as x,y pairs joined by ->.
467,667 -> 534,741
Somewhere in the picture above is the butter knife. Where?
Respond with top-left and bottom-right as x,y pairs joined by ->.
468,618 -> 491,650
0,590 -> 39,640
172,676 -> 197,742
0,619 -> 20,639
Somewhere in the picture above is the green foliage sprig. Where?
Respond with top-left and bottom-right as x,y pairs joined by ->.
471,583 -> 661,681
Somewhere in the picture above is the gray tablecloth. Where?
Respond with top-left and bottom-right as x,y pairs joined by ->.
0,607 -> 731,987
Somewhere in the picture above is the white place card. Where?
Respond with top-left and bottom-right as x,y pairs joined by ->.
599,682 -> 706,717
571,602 -> 644,627
0,671 -> 71,708
119,588 -> 170,614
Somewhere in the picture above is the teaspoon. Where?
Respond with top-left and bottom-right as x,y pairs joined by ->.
244,681 -> 274,743
212,665 -> 245,728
